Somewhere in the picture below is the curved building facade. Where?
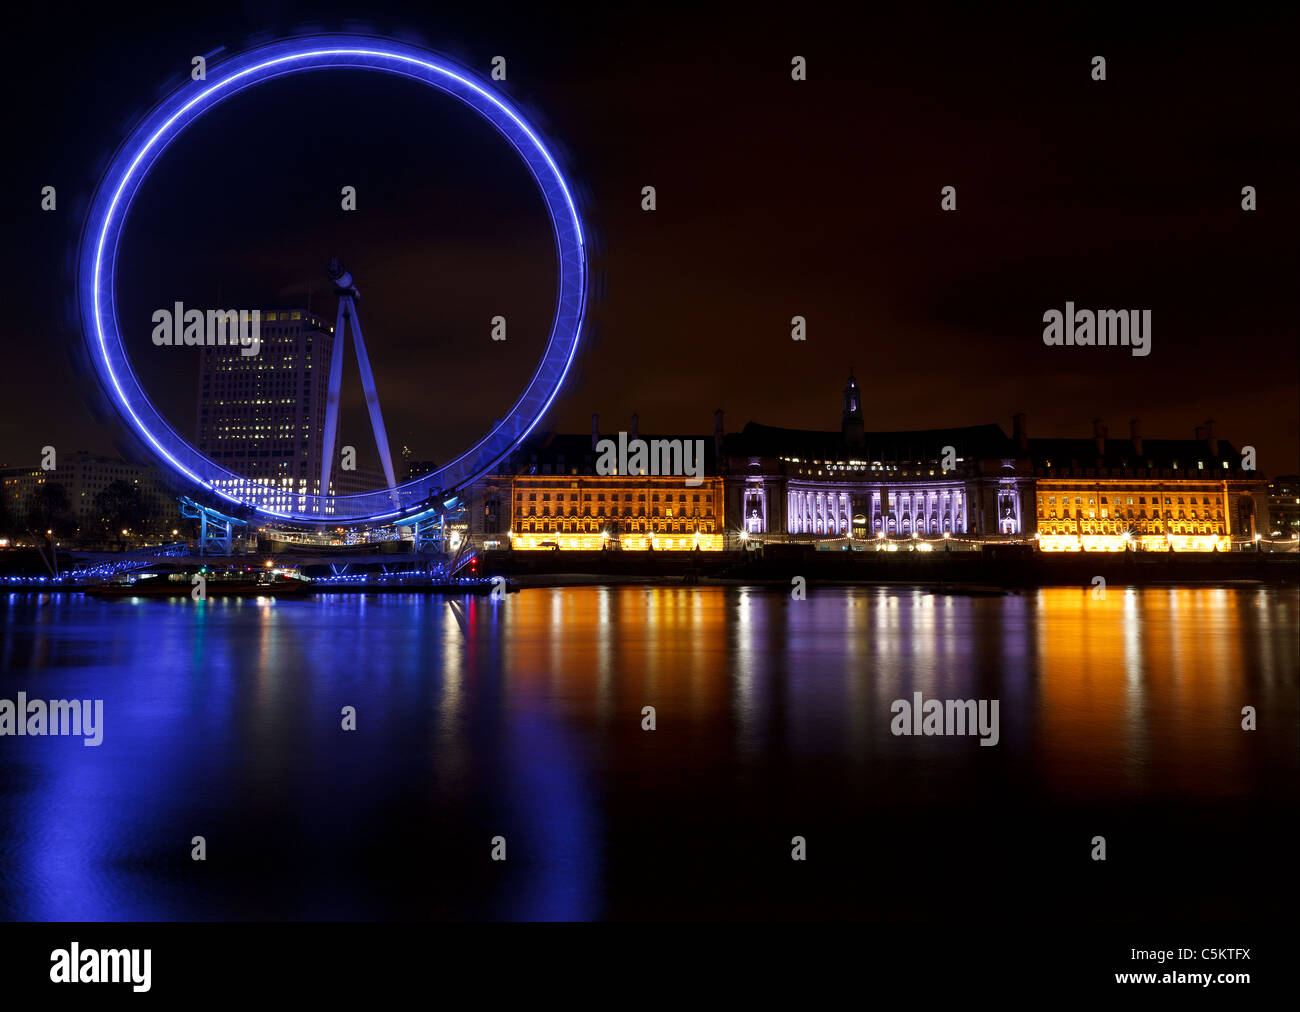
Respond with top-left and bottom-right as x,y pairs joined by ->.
721,374 -> 1033,544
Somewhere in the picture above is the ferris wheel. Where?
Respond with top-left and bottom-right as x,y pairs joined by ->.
78,34 -> 588,528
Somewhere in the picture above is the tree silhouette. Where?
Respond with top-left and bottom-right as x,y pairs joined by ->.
27,482 -> 73,537
94,480 -> 150,550
25,482 -> 73,575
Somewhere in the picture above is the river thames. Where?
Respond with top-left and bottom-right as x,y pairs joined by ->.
1,584 -> 1295,922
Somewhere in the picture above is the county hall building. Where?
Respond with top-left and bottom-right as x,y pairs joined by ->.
467,374 -> 1272,553
720,373 -> 1033,543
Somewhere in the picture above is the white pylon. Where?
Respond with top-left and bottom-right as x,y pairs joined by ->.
319,258 -> 399,506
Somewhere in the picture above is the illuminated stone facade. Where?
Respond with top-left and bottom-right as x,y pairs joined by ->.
721,375 -> 1034,544
504,475 -> 722,551
464,381 -> 1270,555
468,426 -> 725,551
1035,481 -> 1234,551
1029,420 -> 1266,551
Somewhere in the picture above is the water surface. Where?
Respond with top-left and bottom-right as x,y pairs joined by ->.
1,585 -> 1295,921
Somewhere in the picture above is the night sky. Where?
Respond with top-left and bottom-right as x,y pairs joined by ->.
5,2 -> 1298,486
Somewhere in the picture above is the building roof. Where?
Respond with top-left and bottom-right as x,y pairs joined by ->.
1026,437 -> 1241,470
499,431 -> 719,476
723,421 -> 1016,462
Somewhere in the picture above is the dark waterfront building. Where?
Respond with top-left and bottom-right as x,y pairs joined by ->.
0,451 -> 178,540
404,456 -> 438,482
1267,475 -> 1300,542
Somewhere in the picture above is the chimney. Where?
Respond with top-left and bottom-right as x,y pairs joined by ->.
1194,425 -> 1206,442
1129,418 -> 1142,456
714,409 -> 724,460
591,413 -> 599,452
631,413 -> 639,440
1093,418 -> 1106,457
1205,418 -> 1219,457
1012,412 -> 1028,452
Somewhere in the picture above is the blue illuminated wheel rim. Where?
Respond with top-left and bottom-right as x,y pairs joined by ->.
78,34 -> 587,525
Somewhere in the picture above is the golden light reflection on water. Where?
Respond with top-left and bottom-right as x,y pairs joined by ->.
1031,586 -> 1295,799
2,585 -> 1294,921
484,584 -> 1297,802
502,586 -> 734,725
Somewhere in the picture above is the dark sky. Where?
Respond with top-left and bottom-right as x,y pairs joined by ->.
5,1 -> 1298,488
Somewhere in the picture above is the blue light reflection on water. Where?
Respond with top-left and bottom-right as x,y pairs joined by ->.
0,586 -> 1295,921
0,592 -> 600,921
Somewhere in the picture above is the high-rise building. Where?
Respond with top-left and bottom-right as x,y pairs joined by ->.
196,308 -> 333,512
401,445 -> 438,482
194,308 -> 387,513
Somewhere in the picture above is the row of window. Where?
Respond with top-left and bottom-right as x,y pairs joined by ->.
519,520 -> 717,534
518,492 -> 710,503
1040,522 -> 1225,536
1040,464 -> 1232,473
203,365 -> 313,374
1041,509 -> 1224,520
522,508 -> 713,518
1044,495 -> 1218,505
